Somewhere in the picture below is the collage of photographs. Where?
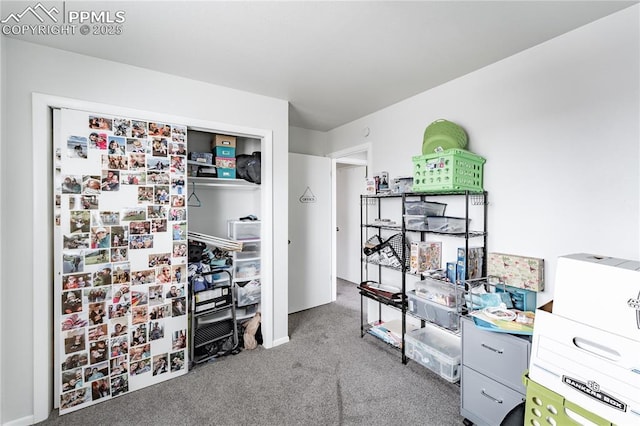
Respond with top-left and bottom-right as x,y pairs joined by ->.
56,113 -> 189,413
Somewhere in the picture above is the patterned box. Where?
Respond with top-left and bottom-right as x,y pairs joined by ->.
457,247 -> 484,281
487,252 -> 544,292
215,157 -> 236,169
189,152 -> 213,165
409,241 -> 442,274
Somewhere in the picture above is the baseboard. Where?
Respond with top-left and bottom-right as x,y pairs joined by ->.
3,414 -> 35,426
270,336 -> 290,348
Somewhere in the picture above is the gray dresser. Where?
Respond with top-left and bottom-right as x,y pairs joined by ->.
460,316 -> 531,425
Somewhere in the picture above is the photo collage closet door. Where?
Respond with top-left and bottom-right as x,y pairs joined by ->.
54,108 -> 189,414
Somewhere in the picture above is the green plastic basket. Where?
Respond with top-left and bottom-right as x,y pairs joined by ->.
422,119 -> 468,155
412,148 -> 485,193
522,373 -> 614,426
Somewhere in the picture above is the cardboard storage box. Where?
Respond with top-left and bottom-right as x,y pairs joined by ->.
212,134 -> 237,148
553,253 -> 640,342
487,252 -> 544,291
391,176 -> 413,194
409,241 -> 442,273
189,152 -> 213,165
529,301 -> 640,425
215,157 -> 236,169
457,246 -> 484,281
214,146 -> 236,158
217,168 -> 236,179
523,373 -> 614,426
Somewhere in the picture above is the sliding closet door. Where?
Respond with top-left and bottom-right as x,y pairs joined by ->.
54,108 -> 189,414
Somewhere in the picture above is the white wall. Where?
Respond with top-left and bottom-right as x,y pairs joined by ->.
1,38 -> 289,424
289,125 -> 329,155
327,6 -> 640,308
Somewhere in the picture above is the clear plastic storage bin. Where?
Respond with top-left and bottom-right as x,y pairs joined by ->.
426,216 -> 470,233
235,239 -> 261,260
404,200 -> 447,216
407,290 -> 459,331
235,279 -> 261,307
228,220 -> 261,240
414,278 -> 462,308
233,259 -> 260,280
404,324 -> 462,382
404,215 -> 428,231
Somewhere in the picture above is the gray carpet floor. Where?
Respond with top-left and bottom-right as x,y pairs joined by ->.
39,279 -> 465,425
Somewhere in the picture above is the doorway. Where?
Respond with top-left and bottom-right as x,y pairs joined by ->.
329,143 -> 371,302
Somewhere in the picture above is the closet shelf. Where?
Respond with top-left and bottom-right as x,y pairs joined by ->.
190,176 -> 259,189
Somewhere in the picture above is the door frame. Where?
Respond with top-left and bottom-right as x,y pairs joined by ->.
32,93 -> 274,423
327,143 -> 371,301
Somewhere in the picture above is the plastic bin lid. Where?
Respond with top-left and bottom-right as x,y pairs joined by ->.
407,325 -> 461,358
422,135 -> 462,155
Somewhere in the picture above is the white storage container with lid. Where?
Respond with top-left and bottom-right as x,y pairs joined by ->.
228,220 -> 261,240
404,324 -> 462,382
407,290 -> 459,331
414,277 -> 462,308
404,200 -> 447,216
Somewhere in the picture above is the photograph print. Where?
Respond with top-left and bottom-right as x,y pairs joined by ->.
62,251 -> 84,274
110,374 -> 129,397
127,138 -> 146,153
170,350 -> 185,372
62,176 -> 82,194
113,118 -> 131,137
88,132 -> 107,150
67,136 -> 88,159
152,353 -> 168,376
89,116 -> 112,131
62,273 -> 91,290
107,136 -> 126,155
131,120 -> 147,138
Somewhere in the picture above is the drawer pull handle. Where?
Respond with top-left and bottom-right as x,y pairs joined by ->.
481,389 -> 503,404
481,343 -> 503,354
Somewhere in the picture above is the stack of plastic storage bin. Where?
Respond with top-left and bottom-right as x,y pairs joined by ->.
227,219 -> 261,321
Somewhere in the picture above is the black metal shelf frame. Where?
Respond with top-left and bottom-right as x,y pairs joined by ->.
359,190 -> 488,365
